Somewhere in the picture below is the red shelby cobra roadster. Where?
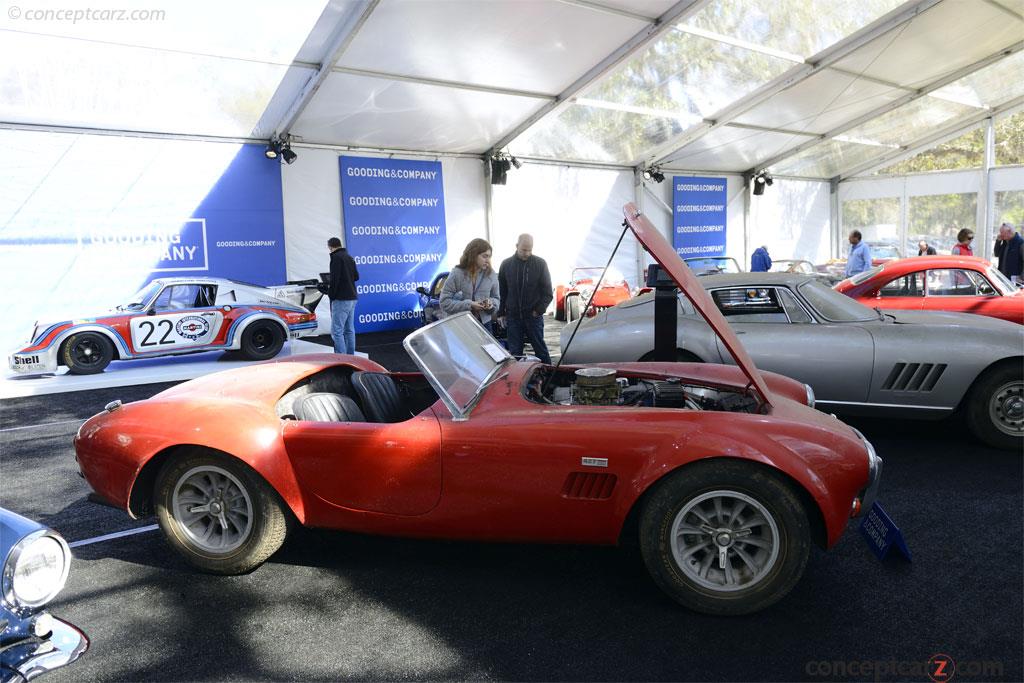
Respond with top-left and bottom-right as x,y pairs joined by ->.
74,204 -> 881,615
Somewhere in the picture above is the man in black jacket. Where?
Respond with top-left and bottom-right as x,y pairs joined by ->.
994,223 -> 1024,284
498,234 -> 553,364
326,236 -> 359,354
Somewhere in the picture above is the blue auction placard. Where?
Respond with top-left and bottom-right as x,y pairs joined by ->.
340,156 -> 448,333
673,176 -> 727,259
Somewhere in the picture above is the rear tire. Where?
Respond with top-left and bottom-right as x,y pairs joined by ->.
965,363 -> 1023,451
154,451 -> 288,574
240,321 -> 284,361
62,332 -> 114,374
639,460 -> 810,615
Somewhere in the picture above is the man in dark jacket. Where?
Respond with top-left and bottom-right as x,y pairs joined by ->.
498,234 -> 553,364
326,236 -> 359,354
994,223 -> 1024,284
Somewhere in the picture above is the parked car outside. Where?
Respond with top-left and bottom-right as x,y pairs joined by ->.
8,277 -> 321,376
562,272 -> 1023,450
834,255 -> 1024,325
73,203 -> 882,616
1,508 -> 88,682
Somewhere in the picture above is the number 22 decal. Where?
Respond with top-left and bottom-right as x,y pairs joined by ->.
139,320 -> 174,346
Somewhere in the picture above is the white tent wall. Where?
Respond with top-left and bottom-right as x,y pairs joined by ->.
0,129 -> 249,356
837,166 -> 1024,260
646,174 -> 747,272
281,148 -> 487,333
489,163 -> 639,307
747,179 -> 833,266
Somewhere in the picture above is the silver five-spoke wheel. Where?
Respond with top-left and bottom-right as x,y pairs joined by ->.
171,465 -> 253,554
671,490 -> 780,592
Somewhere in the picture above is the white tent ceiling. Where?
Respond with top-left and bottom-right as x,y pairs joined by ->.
2,0 -> 1022,180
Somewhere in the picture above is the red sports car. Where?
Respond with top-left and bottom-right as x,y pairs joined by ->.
554,267 -> 632,322
74,204 -> 881,616
835,255 -> 1024,325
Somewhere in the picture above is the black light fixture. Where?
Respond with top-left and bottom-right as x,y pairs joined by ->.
489,152 -> 518,185
642,166 -> 665,183
752,170 -> 773,196
265,136 -> 298,165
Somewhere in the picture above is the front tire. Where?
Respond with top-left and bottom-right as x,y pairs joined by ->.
62,332 -> 114,374
965,363 -> 1023,451
154,452 -> 289,574
639,460 -> 811,615
565,294 -> 582,323
239,321 -> 284,361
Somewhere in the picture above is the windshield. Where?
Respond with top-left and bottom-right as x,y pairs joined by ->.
685,257 -> 741,275
987,267 -> 1017,294
124,282 -> 162,310
847,265 -> 883,286
798,280 -> 878,322
403,313 -> 513,419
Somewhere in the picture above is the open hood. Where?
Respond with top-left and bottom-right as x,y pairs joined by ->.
622,203 -> 772,407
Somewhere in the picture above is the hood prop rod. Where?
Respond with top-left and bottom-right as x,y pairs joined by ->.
543,222 -> 630,396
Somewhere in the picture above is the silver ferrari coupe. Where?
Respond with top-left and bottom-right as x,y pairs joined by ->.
561,273 -> 1023,451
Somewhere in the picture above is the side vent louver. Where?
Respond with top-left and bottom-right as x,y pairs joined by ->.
881,362 -> 947,392
561,472 -> 617,500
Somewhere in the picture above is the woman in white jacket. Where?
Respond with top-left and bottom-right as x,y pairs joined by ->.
439,238 -> 500,333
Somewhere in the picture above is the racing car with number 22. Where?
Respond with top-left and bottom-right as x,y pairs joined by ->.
8,278 -> 322,376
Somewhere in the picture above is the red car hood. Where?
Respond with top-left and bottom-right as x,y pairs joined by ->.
623,203 -> 772,406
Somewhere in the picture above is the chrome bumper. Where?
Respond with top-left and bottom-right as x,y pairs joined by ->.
0,617 -> 88,682
851,429 -> 883,518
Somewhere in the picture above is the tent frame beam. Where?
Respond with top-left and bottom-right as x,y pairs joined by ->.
645,0 -> 945,167
485,0 -> 712,158
750,41 -> 1024,176
272,0 -> 381,140
836,95 -> 1024,180
329,66 -> 556,100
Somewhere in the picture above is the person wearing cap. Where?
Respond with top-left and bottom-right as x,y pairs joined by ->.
994,223 -> 1023,283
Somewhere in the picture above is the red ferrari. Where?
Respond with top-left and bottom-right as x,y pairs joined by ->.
554,267 -> 632,322
835,255 -> 1024,325
74,204 -> 881,615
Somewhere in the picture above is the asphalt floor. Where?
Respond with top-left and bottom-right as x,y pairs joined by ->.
1,319 -> 1021,682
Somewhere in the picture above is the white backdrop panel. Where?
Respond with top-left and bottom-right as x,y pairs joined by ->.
748,179 -> 832,265
490,164 -> 639,303
282,149 -> 487,332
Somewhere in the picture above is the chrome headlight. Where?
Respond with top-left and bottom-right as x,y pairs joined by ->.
2,530 -> 71,611
804,383 -> 815,409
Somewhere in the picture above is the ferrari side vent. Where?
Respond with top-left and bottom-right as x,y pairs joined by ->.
881,362 -> 947,392
561,472 -> 617,500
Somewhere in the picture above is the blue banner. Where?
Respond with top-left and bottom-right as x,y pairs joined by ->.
672,176 -> 727,258
340,156 -> 447,333
144,144 -> 286,284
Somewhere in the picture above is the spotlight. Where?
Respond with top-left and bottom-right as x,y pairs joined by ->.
490,156 -> 511,185
642,166 -> 665,183
511,156 -> 522,170
752,170 -> 773,196
266,137 -> 298,164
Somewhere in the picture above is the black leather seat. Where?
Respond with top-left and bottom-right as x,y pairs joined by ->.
294,392 -> 366,422
351,372 -> 411,423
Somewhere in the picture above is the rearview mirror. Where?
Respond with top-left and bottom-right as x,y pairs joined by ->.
415,287 -> 428,296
